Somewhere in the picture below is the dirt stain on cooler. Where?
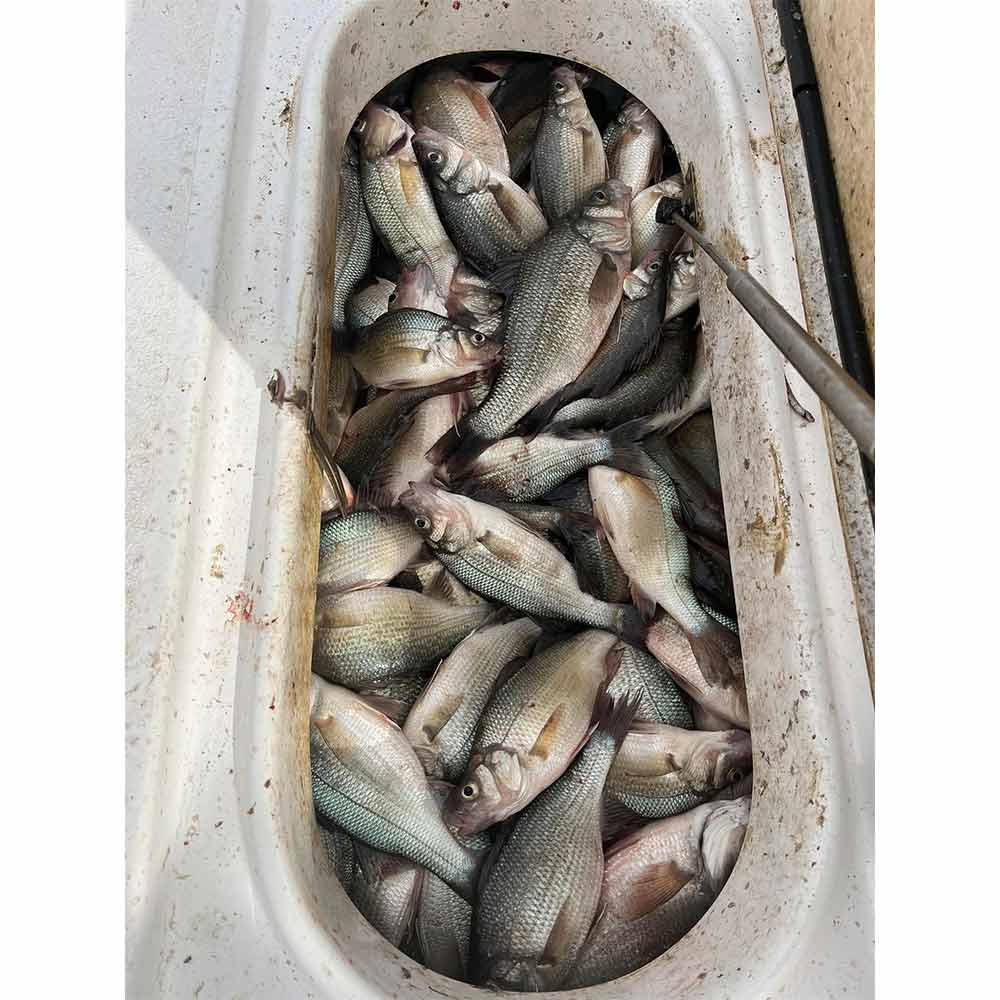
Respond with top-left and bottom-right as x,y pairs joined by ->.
749,132 -> 779,165
746,442 -> 791,575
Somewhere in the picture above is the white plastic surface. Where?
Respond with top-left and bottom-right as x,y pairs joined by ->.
126,1 -> 874,996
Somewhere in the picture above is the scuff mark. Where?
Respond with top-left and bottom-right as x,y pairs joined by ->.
209,543 -> 224,579
745,442 -> 791,575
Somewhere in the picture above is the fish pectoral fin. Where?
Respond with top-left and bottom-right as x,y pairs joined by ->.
416,690 -> 466,744
490,177 -> 533,229
528,703 -> 567,762
589,253 -> 623,312
628,580 -> 659,623
618,861 -> 693,920
397,158 -> 423,207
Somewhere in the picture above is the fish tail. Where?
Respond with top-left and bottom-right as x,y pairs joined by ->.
687,615 -> 742,690
603,419 -> 660,478
428,424 -> 494,468
613,604 -> 649,649
590,687 -> 643,751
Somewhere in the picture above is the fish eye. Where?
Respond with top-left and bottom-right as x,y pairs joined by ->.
413,516 -> 430,530
461,783 -> 479,800
470,331 -> 487,345
428,150 -> 443,164
648,261 -> 661,272
352,118 -> 367,135
592,189 -> 607,203
727,769 -> 744,785
553,80 -> 566,93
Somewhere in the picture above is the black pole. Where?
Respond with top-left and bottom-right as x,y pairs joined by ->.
772,1 -> 875,507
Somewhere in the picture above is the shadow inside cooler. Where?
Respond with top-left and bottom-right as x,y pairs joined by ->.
308,48 -> 752,994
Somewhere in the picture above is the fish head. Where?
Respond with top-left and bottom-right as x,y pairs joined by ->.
623,250 -> 665,300
433,322 -> 502,373
617,97 -> 652,131
685,729 -> 753,791
411,126 -> 464,181
444,749 -> 526,834
411,127 -> 491,197
353,102 -> 412,161
548,64 -> 589,109
399,483 -> 479,554
669,245 -> 699,292
700,797 -> 750,893
575,180 -> 633,256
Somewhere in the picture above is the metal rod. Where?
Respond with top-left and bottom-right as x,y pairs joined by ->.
668,212 -> 874,461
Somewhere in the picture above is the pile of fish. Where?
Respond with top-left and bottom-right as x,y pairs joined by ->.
310,54 -> 751,992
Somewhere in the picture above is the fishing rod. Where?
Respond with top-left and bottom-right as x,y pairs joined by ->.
656,198 -> 875,462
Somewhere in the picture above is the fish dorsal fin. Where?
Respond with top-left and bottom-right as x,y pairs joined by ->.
617,860 -> 693,920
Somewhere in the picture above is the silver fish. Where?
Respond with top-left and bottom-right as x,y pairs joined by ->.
473,694 -> 639,991
334,375 -> 478,484
349,308 -> 500,390
348,841 -> 424,950
399,484 -> 646,645
548,314 -> 696,432
326,355 -> 358,455
347,276 -> 395,331
589,465 -> 742,688
354,102 -> 459,297
646,612 -> 749,729
532,65 -> 608,222
402,556 -> 489,608
415,781 -> 493,981
630,175 -> 686,267
403,617 -> 543,782
412,67 -> 510,176
603,98 -> 665,198
604,722 -> 752,824
645,428 -> 727,545
309,677 -> 483,901
312,586 -> 493,689
332,138 -> 374,333
413,127 -> 548,274
317,508 -> 424,594
557,249 -> 668,405
663,238 -> 700,321
606,644 -> 693,728
318,822 -> 356,889
432,179 -> 631,462
567,798 -> 750,987
445,422 -> 649,504
443,630 -> 623,835
505,106 -> 543,181
365,389 -> 473,506
543,476 -> 632,604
